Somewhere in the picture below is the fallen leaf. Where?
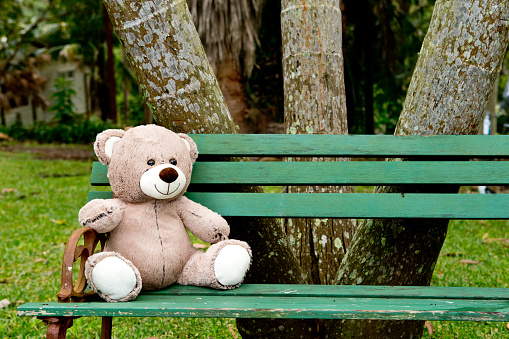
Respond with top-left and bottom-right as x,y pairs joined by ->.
506,322 -> 509,330
440,252 -> 463,257
483,238 -> 509,245
424,321 -> 434,336
1,188 -> 16,194
34,258 -> 46,263
0,299 -> 11,309
228,324 -> 239,338
193,243 -> 208,249
482,233 -> 489,240
459,259 -> 480,265
50,219 -> 66,225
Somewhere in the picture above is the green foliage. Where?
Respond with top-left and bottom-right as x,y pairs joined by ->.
344,0 -> 437,134
2,73 -> 118,144
0,150 -> 239,338
0,115 -> 118,144
49,76 -> 76,124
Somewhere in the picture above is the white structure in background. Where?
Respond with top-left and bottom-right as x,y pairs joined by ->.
4,60 -> 89,126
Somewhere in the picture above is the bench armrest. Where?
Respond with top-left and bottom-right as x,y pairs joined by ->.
57,227 -> 107,302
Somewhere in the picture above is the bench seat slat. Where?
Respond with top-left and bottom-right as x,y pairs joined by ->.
189,134 -> 509,157
91,161 -> 509,186
87,192 -> 509,219
144,284 -> 509,300
16,285 -> 509,322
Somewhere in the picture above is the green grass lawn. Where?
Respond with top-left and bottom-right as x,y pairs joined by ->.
1,148 -> 508,338
0,148 -> 238,338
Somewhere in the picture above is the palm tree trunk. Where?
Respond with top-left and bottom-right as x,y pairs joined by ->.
281,0 -> 355,288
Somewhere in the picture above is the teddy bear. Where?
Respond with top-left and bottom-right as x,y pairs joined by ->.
78,125 -> 252,302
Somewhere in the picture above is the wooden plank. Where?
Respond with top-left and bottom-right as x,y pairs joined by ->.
185,193 -> 509,219
17,293 -> 509,321
91,162 -> 107,185
86,192 -> 509,219
188,134 -> 509,157
91,161 -> 509,186
88,191 -> 113,201
189,134 -> 509,157
144,284 -> 509,301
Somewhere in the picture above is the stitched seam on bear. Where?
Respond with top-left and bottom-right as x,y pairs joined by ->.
153,201 -> 166,287
82,211 -> 111,226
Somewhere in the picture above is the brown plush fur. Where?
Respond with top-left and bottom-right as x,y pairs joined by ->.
79,125 -> 251,301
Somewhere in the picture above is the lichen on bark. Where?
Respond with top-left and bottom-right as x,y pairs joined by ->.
103,0 -> 235,133
397,0 -> 509,136
330,1 -> 509,337
281,0 -> 355,290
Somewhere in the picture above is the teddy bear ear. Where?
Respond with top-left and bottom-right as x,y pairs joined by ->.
94,129 -> 125,165
178,133 -> 199,163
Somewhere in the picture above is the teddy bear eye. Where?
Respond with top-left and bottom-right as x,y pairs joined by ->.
170,159 -> 178,166
147,159 -> 155,166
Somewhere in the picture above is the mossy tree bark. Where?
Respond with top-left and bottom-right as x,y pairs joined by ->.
330,1 -> 509,337
103,0 -> 235,133
281,0 -> 356,289
102,0 -> 309,337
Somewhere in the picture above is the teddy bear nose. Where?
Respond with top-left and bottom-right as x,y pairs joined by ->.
159,167 -> 179,183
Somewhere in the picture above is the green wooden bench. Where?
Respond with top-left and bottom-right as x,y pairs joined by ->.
17,134 -> 509,338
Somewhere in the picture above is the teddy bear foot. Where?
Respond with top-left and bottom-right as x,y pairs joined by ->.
214,244 -> 251,287
178,240 -> 251,290
85,252 -> 142,302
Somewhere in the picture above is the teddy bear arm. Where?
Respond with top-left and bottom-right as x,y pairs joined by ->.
78,198 -> 126,233
178,197 -> 230,244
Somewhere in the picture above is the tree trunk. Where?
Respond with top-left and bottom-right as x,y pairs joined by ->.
103,0 -> 234,133
31,98 -> 37,124
488,80 -> 499,135
97,45 -> 109,121
102,1 -> 308,337
122,50 -> 130,124
330,1 -> 509,337
281,0 -> 356,290
217,59 -> 253,134
103,4 -> 118,123
1,103 -> 5,127
142,102 -> 153,125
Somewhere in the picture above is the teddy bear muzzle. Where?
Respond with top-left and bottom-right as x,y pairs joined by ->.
140,164 -> 187,199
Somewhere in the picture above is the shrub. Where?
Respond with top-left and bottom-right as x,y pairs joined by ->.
0,116 -> 118,144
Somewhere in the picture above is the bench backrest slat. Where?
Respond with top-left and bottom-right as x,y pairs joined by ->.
87,192 -> 509,219
92,161 -> 509,186
189,134 -> 509,157
87,134 -> 509,221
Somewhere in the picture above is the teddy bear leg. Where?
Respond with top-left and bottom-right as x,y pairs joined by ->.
85,252 -> 142,302
178,240 -> 251,290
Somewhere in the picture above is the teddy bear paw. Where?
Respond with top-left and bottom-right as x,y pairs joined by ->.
86,253 -> 142,302
213,245 -> 251,286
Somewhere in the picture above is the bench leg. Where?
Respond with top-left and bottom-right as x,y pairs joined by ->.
101,316 -> 113,339
39,317 -> 74,339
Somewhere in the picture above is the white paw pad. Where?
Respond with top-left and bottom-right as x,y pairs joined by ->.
214,245 -> 251,286
91,256 -> 137,300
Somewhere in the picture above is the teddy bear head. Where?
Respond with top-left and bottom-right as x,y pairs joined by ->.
94,125 -> 199,203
